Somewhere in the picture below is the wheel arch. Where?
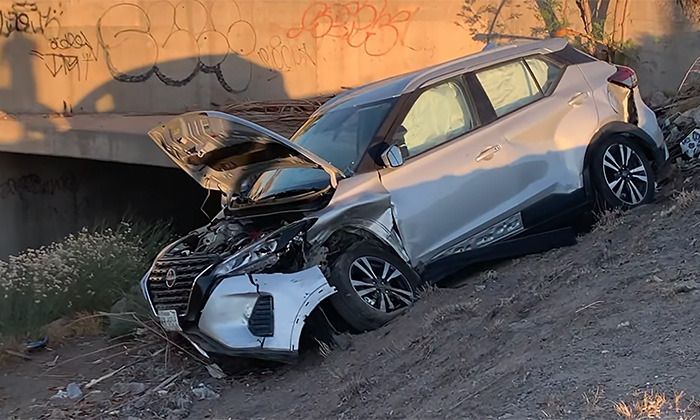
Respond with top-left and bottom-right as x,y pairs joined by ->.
316,222 -> 411,269
582,121 -> 661,198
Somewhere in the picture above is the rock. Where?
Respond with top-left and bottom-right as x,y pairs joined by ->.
205,364 -> 226,379
673,281 -> 699,293
107,286 -> 148,338
176,395 -> 193,410
191,384 -> 219,400
166,408 -> 190,420
66,383 -> 82,400
49,408 -> 69,420
111,382 -> 147,395
617,321 -> 631,329
332,333 -> 353,351
84,390 -> 110,403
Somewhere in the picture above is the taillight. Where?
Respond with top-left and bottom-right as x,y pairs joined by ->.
607,65 -> 638,89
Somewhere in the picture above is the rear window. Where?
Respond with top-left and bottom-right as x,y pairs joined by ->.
475,57 -> 562,117
476,60 -> 542,117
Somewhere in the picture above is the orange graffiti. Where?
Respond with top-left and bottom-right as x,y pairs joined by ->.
286,0 -> 416,57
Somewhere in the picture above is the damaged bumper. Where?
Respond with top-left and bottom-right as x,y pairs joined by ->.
140,266 -> 336,363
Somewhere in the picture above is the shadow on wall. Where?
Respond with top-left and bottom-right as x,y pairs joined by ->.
0,33 -> 291,259
0,32 -> 289,115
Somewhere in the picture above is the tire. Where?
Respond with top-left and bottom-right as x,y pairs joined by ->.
590,136 -> 655,210
327,242 -> 422,332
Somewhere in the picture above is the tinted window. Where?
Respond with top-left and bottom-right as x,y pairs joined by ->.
396,80 -> 476,157
525,57 -> 562,94
242,98 -> 396,202
289,99 -> 395,175
476,60 -> 542,117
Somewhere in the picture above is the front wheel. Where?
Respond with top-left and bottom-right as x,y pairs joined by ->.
327,242 -> 422,332
590,136 -> 655,209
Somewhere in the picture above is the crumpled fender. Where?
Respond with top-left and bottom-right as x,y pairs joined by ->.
198,266 -> 336,355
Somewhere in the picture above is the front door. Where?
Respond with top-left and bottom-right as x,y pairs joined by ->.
378,77 -> 519,265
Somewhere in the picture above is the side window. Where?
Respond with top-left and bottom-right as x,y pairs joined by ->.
396,80 -> 476,157
525,56 -> 562,94
476,60 -> 542,117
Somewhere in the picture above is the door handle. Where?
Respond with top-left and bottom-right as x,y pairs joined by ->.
568,91 -> 589,106
475,144 -> 501,162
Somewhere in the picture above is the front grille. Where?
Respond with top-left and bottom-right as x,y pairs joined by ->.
147,255 -> 215,316
248,295 -> 274,337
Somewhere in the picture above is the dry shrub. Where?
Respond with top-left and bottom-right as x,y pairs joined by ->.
0,220 -> 172,339
595,208 -> 625,231
424,299 -> 480,329
673,189 -> 700,210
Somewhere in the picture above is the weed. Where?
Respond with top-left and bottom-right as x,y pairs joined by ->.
424,299 -> 480,329
0,219 -> 173,339
673,189 -> 700,210
595,208 -> 625,231
338,375 -> 373,403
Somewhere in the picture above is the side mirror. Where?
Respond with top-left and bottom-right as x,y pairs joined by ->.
381,144 -> 405,168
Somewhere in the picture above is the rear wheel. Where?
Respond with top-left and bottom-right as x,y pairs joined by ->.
590,136 -> 655,209
327,242 -> 421,332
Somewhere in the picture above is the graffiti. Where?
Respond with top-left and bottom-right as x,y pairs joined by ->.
29,50 -> 82,79
0,173 -> 76,200
286,0 -> 416,57
29,31 -> 98,81
257,36 -> 316,72
96,1 -> 257,93
0,1 -> 62,38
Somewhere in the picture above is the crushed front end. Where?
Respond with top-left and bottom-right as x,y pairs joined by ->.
140,215 -> 336,363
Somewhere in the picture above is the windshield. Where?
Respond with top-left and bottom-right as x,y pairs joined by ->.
243,98 -> 396,203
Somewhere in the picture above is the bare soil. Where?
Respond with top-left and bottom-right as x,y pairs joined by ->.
3,169 -> 700,420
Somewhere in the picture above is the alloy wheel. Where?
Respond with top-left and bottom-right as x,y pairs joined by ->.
602,143 -> 649,205
348,256 -> 415,313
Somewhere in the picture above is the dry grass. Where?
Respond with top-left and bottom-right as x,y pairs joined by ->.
595,208 -> 626,231
611,390 -> 700,419
673,189 -> 700,209
424,299 -> 480,329
338,375 -> 373,403
583,386 -> 604,413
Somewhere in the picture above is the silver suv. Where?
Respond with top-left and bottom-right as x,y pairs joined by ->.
141,38 -> 668,362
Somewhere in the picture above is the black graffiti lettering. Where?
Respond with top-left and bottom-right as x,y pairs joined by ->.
97,1 -> 257,93
257,36 -> 316,73
29,50 -> 82,80
0,173 -> 77,200
0,2 -> 62,38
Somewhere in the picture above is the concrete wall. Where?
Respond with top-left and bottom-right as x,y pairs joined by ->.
0,151 -> 218,259
0,0 -> 480,116
0,0 -> 699,115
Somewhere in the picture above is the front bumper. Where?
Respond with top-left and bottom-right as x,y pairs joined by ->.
140,266 -> 336,362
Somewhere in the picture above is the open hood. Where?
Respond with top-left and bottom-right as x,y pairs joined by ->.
148,111 -> 344,196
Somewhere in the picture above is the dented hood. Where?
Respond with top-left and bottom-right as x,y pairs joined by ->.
148,111 -> 343,196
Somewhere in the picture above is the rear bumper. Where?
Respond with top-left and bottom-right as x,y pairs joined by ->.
140,266 -> 336,362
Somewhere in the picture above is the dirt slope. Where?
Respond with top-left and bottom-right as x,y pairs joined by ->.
190,179 -> 700,420
3,172 -> 700,420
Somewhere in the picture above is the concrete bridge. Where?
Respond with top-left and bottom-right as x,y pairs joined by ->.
0,0 -> 698,257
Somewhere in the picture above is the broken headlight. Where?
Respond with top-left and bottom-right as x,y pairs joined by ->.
212,220 -> 312,276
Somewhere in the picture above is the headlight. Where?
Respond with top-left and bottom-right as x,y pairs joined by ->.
212,220 -> 312,277
213,238 -> 280,276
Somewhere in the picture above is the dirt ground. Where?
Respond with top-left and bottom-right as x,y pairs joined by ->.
3,165 -> 700,419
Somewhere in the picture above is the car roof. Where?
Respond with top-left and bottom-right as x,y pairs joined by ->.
317,37 -> 569,114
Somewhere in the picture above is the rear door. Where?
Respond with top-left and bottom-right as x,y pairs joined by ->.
466,54 -> 600,223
